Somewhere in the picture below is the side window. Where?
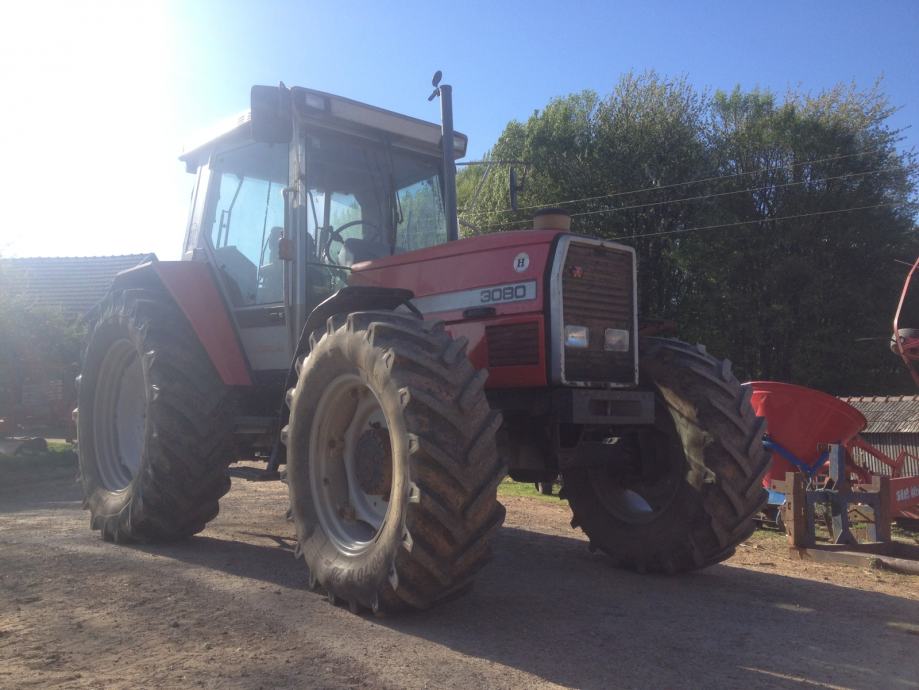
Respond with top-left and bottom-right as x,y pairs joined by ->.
209,144 -> 287,306
395,175 -> 447,252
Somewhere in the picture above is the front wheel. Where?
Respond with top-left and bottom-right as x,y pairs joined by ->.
563,338 -> 769,573
286,311 -> 506,613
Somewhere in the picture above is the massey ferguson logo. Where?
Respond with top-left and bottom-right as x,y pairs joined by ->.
569,265 -> 584,279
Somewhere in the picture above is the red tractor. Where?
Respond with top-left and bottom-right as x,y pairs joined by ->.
76,77 -> 769,613
892,256 -> 919,387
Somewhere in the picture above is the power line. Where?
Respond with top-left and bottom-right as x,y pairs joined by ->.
479,166 -> 899,230
606,202 -> 904,242
459,146 -> 897,219
569,167 -> 897,219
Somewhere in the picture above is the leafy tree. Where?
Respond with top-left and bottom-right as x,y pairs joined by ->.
0,271 -> 85,428
679,82 -> 918,393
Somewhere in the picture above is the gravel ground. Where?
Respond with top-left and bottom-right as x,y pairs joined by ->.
1,454 -> 917,689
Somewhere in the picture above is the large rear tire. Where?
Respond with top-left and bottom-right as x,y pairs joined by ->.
286,311 -> 505,613
77,288 -> 236,542
563,338 -> 769,573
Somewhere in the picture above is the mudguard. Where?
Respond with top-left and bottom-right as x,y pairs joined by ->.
110,261 -> 252,386
285,285 -> 415,390
262,286 -> 416,471
299,285 -> 416,353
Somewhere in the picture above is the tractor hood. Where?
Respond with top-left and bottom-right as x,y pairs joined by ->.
348,230 -> 564,302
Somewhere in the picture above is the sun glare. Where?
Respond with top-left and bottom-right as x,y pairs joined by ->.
0,1 -> 186,259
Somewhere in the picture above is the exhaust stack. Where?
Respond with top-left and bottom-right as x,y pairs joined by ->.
533,207 -> 571,232
429,71 -> 459,242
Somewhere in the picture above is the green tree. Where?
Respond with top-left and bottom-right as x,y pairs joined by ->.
0,273 -> 85,426
679,82 -> 918,393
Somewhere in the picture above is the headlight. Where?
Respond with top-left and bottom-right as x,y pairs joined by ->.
604,328 -> 630,352
564,325 -> 589,348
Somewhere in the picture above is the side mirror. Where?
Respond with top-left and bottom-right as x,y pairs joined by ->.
250,85 -> 292,143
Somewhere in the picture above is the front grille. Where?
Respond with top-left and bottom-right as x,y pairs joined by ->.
561,242 -> 635,384
486,322 -> 539,367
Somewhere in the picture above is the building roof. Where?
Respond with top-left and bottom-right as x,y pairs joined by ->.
0,254 -> 155,317
840,396 -> 919,434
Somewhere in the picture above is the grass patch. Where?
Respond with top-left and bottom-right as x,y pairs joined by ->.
0,439 -> 77,473
748,526 -> 787,543
46,440 -> 75,453
498,477 -> 567,504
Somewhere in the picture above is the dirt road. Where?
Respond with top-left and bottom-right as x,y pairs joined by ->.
2,454 -> 918,689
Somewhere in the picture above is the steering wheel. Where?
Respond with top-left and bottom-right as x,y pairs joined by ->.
322,219 -> 381,264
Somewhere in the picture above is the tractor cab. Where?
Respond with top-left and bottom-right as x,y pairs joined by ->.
178,86 -> 466,372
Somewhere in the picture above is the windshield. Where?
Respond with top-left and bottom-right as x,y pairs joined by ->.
303,130 -> 448,267
202,135 -> 449,308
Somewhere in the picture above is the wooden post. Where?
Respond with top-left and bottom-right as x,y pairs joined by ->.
876,476 -> 892,543
785,471 -> 810,547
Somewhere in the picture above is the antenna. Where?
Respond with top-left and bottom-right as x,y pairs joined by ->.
427,71 -> 442,101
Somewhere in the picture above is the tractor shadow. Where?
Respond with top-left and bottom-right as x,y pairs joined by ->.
379,526 -> 919,690
0,451 -> 82,513
139,521 -> 919,689
128,534 -> 306,589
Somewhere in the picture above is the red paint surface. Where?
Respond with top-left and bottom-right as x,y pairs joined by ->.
351,229 -> 561,387
148,262 -> 252,386
446,314 -> 548,388
746,381 -> 866,487
890,475 -> 919,517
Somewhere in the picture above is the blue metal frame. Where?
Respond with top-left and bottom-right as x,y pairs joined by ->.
762,436 -> 830,478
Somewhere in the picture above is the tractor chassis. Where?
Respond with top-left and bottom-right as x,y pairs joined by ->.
488,388 -> 656,482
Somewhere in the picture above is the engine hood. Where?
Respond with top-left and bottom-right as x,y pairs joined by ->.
348,229 -> 564,302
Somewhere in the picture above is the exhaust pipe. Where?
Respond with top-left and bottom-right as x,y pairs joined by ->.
533,207 -> 571,232
429,71 -> 459,242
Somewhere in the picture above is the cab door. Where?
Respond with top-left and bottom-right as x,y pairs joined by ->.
204,141 -> 291,374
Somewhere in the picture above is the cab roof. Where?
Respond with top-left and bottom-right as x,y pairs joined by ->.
179,86 -> 468,172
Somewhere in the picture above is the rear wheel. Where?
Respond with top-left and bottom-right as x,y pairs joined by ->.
563,338 -> 769,573
77,288 -> 236,542
286,311 -> 505,613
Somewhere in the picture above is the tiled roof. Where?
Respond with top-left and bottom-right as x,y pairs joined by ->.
0,254 -> 155,317
840,396 -> 919,434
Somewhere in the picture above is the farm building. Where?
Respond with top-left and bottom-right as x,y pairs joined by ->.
0,254 -> 154,435
0,254 -> 155,317
842,396 -> 919,476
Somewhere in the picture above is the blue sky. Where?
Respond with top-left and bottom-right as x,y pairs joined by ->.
1,0 -> 916,260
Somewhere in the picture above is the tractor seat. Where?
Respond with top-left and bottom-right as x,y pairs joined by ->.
338,237 -> 391,267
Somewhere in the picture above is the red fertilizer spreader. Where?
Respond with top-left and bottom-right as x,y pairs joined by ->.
746,381 -> 919,524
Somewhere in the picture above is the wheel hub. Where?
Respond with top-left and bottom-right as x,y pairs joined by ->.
591,430 -> 681,524
354,427 -> 392,497
92,338 -> 146,492
309,373 -> 395,556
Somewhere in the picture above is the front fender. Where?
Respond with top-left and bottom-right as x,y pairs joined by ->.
298,285 -> 416,354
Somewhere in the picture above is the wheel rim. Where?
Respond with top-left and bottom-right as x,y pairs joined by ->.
92,339 -> 146,491
590,429 -> 682,524
309,373 -> 394,556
